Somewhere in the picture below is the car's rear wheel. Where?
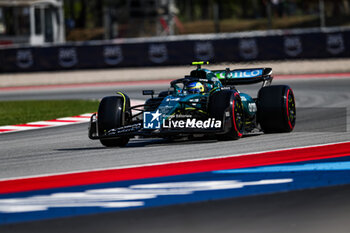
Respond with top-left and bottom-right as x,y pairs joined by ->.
209,90 -> 244,140
98,96 -> 130,147
258,85 -> 296,133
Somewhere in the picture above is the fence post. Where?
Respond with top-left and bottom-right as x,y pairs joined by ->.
319,0 -> 326,28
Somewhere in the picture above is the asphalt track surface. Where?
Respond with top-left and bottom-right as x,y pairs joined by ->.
1,76 -> 350,232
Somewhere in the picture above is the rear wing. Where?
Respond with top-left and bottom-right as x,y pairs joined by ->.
213,68 -> 273,86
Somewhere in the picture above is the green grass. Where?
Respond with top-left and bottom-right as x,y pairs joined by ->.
0,100 -> 99,126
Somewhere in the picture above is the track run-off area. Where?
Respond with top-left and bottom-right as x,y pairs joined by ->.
0,71 -> 350,233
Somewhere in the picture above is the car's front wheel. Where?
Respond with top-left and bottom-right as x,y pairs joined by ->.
98,96 -> 130,147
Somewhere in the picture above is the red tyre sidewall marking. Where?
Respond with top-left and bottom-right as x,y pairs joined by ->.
285,88 -> 294,130
231,97 -> 243,138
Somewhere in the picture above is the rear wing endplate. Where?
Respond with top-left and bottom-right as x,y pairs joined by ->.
213,68 -> 273,86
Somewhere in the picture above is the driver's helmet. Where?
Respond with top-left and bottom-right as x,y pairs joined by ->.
187,82 -> 204,93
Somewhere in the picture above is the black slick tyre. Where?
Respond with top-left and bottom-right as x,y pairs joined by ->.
98,96 -> 130,147
258,85 -> 296,133
209,90 -> 244,141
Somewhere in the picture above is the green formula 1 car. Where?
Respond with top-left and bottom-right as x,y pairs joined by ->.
89,61 -> 296,147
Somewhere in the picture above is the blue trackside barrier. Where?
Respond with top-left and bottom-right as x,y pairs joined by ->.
0,26 -> 349,73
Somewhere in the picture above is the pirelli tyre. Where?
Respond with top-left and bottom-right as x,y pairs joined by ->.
257,85 -> 296,133
209,90 -> 244,140
98,96 -> 130,147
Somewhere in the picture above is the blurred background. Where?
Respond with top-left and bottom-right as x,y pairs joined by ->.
1,0 -> 350,44
0,0 -> 349,73
65,0 -> 350,41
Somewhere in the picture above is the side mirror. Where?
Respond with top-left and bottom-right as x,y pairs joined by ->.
142,90 -> 154,98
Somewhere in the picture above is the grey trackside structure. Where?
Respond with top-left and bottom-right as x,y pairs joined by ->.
0,26 -> 349,73
0,0 -> 65,46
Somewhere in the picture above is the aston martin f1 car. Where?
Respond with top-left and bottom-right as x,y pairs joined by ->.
89,61 -> 296,147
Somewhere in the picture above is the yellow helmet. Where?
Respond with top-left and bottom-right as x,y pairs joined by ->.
187,82 -> 204,93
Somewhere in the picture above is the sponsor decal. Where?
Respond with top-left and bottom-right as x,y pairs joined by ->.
166,97 -> 180,102
163,118 -> 222,129
107,123 -> 141,135
149,44 -> 168,64
16,50 -> 33,69
198,78 -> 209,82
216,69 -> 262,79
211,77 -> 219,82
231,69 -> 262,78
248,103 -> 257,113
327,34 -> 345,55
284,36 -> 302,57
143,110 -> 162,129
103,46 -> 123,65
58,48 -> 78,68
194,41 -> 214,61
239,38 -> 258,59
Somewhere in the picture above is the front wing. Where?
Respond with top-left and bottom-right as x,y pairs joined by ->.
88,113 -> 231,139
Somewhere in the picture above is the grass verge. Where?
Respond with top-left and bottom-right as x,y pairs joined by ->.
0,100 -> 99,126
